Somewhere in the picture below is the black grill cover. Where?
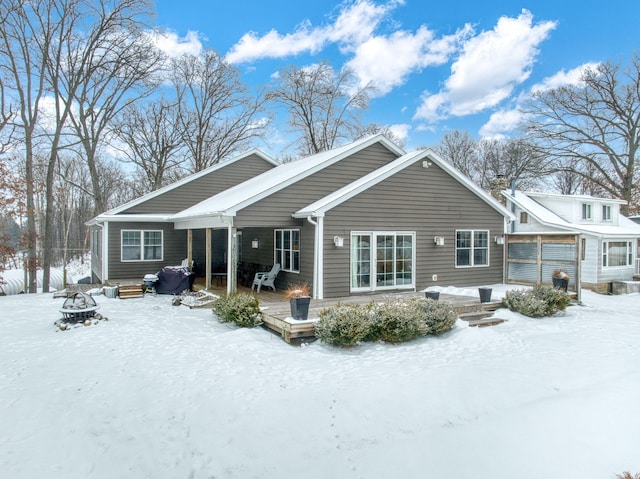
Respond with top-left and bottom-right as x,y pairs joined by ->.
155,267 -> 195,295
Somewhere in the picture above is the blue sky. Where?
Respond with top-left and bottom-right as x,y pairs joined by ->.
152,0 -> 639,155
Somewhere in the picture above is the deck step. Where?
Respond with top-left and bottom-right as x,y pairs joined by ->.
468,317 -> 507,328
458,310 -> 494,321
118,284 -> 143,299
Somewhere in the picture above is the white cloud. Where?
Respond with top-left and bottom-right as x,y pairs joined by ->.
346,24 -> 472,96
478,61 -> 600,137
530,62 -> 599,93
225,0 -> 396,64
414,10 -> 556,122
388,123 -> 411,142
149,30 -> 203,58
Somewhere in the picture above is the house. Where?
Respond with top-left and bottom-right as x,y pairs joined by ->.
501,190 -> 640,293
89,135 -> 515,298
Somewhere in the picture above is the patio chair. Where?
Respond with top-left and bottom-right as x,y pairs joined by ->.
251,263 -> 281,293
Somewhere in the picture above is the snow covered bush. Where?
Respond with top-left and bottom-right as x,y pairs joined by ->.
417,298 -> 458,335
315,303 -> 373,347
316,298 -> 457,346
502,284 -> 571,318
212,293 -> 262,328
369,299 -> 429,343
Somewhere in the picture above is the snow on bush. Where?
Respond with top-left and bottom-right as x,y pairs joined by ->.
502,284 -> 572,318
211,293 -> 262,328
316,298 -> 457,346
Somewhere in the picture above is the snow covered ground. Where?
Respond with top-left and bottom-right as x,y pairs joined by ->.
1,286 -> 639,479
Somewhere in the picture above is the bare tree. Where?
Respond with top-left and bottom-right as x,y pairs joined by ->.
268,62 -> 373,155
523,55 -> 640,214
64,0 -> 162,216
113,98 -> 185,192
356,123 -> 406,149
172,49 -> 268,172
433,130 -> 478,179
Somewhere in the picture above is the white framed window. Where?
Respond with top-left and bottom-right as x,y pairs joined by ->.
603,241 -> 633,267
274,229 -> 300,272
582,203 -> 592,220
455,230 -> 489,267
121,230 -> 163,262
520,211 -> 529,224
350,232 -> 415,292
602,204 -> 612,222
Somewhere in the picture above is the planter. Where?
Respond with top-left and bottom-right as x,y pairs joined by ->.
290,296 -> 311,321
478,287 -> 492,303
425,291 -> 440,300
552,277 -> 569,291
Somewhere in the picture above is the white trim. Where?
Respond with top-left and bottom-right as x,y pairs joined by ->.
274,228 -> 301,273
103,222 -> 109,281
172,134 -> 406,221
454,229 -> 490,268
120,229 -> 164,262
317,217 -> 324,299
349,231 -> 416,293
294,148 -> 514,221
99,149 -> 279,216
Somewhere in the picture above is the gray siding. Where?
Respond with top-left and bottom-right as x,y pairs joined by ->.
122,154 -> 276,214
322,161 -> 506,298
107,222 -> 186,279
235,143 -> 398,228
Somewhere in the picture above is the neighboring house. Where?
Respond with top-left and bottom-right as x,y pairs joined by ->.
89,135 -> 514,298
502,190 -> 640,293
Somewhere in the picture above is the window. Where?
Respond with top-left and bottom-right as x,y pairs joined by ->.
456,230 -> 489,267
582,203 -> 592,220
275,229 -> 300,272
602,205 -> 612,222
520,211 -> 529,224
91,229 -> 101,258
121,230 -> 163,261
350,232 -> 415,291
603,241 -> 633,267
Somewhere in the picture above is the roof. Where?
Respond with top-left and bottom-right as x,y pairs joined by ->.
171,134 -> 406,221
502,190 -> 640,237
98,148 -> 279,218
293,148 -> 515,220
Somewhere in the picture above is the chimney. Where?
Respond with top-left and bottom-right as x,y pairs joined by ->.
490,175 -> 508,205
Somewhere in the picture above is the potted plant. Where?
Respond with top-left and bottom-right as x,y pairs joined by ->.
551,269 -> 570,291
284,282 -> 312,321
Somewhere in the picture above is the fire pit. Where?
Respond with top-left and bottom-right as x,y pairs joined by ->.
60,292 -> 99,322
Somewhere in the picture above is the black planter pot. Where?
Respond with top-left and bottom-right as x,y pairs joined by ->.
552,277 -> 569,291
425,291 -> 440,300
290,296 -> 311,321
478,287 -> 492,303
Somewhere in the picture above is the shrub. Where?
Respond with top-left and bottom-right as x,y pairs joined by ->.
315,303 -> 373,347
212,293 -> 262,328
369,299 -> 429,343
417,298 -> 458,335
502,284 -> 571,318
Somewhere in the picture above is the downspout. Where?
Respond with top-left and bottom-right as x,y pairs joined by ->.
306,215 -> 323,299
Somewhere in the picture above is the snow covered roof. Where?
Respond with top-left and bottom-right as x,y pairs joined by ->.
96,148 -> 279,218
171,134 -> 405,221
294,148 -> 515,220
502,190 -> 640,237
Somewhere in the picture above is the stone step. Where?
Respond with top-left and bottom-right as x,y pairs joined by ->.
458,310 -> 494,321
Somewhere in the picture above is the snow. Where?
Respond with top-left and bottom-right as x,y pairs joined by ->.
1,286 -> 639,478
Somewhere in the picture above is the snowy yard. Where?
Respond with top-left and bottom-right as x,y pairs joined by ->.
1,287 -> 639,479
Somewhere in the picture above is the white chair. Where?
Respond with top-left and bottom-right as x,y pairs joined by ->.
251,264 -> 281,293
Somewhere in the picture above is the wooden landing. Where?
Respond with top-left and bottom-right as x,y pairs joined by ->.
261,312 -> 317,344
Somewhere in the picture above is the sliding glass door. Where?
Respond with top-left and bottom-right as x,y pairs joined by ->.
351,232 -> 415,292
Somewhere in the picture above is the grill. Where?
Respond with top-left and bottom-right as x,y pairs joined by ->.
60,292 -> 99,322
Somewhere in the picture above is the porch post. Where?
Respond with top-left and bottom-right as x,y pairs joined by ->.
227,224 -> 237,294
205,228 -> 211,289
187,229 -> 193,268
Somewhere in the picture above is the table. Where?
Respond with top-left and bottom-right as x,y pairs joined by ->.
211,273 -> 227,286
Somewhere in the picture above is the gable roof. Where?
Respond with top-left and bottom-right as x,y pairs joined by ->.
171,134 -> 406,222
502,189 -> 640,237
294,148 -> 515,220
99,148 -> 279,217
